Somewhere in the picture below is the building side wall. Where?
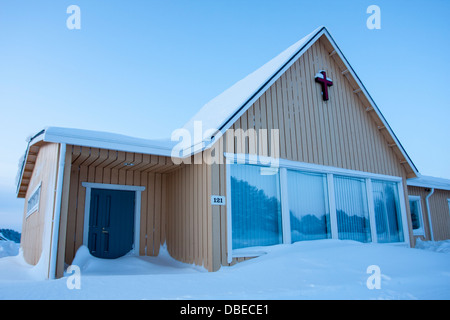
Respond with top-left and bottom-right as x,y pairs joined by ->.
408,186 -> 450,242
165,158 -> 215,271
429,189 -> 450,240
20,142 -> 60,266
407,186 -> 433,243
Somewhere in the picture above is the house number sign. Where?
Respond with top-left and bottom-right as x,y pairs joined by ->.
211,195 -> 226,206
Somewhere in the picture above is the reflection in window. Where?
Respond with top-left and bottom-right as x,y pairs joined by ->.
373,180 -> 403,243
230,164 -> 282,249
229,163 -> 406,250
287,170 -> 331,242
334,176 -> 371,243
409,197 -> 424,236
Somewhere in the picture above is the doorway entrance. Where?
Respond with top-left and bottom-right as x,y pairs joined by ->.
88,188 -> 135,258
82,182 -> 145,259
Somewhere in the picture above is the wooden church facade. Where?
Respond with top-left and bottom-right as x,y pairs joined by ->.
16,27 -> 450,279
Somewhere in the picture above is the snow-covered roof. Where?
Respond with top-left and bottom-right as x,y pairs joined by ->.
39,126 -> 176,157
181,26 -> 323,152
407,175 -> 450,191
17,26 -> 422,196
179,27 -> 418,179
15,126 -> 177,197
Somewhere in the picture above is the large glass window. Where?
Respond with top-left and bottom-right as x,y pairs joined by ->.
228,161 -> 407,253
333,176 -> 371,243
287,170 -> 331,242
373,180 -> 404,243
230,164 -> 282,249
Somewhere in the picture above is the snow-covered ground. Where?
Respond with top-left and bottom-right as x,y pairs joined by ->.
0,239 -> 19,259
415,238 -> 450,254
0,239 -> 449,300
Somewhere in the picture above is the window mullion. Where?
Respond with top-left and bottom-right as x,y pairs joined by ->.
226,163 -> 233,263
280,168 -> 291,244
327,173 -> 338,239
366,178 -> 377,243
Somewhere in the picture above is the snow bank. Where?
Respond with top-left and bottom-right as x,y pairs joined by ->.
69,245 -> 206,276
0,240 -> 19,258
415,238 -> 450,254
0,240 -> 449,300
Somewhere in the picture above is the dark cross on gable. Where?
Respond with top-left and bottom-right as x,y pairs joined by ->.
315,70 -> 333,101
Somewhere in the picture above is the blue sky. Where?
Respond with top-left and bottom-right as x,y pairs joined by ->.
0,0 -> 449,230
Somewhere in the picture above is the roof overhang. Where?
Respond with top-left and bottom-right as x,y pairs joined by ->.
407,175 -> 450,191
16,127 -> 177,198
42,127 -> 176,157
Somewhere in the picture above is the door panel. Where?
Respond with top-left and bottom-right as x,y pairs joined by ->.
88,188 -> 135,259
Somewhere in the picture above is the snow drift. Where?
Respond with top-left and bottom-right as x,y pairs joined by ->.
0,239 -> 449,300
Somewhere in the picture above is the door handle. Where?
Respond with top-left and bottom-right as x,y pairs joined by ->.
102,227 -> 108,234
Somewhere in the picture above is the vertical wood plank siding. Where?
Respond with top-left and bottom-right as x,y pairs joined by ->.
64,146 -> 217,271
227,39 -> 405,176
429,190 -> 450,240
165,158 -> 214,271
408,186 -> 450,242
64,146 -> 179,265
20,142 -> 60,265
212,38 -> 413,266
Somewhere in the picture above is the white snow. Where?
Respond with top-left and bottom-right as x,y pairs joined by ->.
314,71 -> 333,82
43,126 -> 177,157
0,239 -> 19,259
0,239 -> 449,300
407,174 -> 450,191
415,238 -> 450,254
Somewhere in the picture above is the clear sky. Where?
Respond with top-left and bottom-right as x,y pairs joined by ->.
0,0 -> 449,231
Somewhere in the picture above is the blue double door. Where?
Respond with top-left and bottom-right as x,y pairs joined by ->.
88,188 -> 135,259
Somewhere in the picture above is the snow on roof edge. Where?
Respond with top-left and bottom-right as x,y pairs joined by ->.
16,126 -> 179,197
407,175 -> 450,191
43,126 -> 176,157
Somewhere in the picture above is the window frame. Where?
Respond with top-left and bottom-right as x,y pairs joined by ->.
333,175 -> 372,243
228,164 -> 284,250
285,169 -> 331,243
408,195 -> 425,236
26,182 -> 42,218
225,153 -> 410,263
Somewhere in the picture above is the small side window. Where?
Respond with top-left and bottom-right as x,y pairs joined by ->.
27,184 -> 41,218
409,196 -> 424,236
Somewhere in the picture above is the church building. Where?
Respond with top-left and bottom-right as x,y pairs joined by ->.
16,27 -> 450,279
